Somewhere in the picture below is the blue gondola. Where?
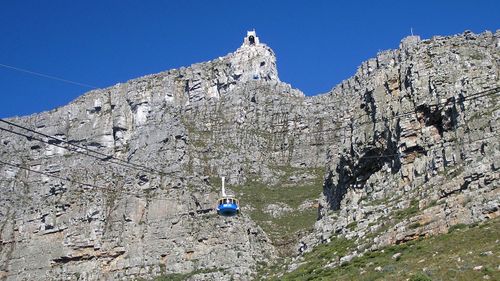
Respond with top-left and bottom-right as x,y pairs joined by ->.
216,197 -> 240,216
216,177 -> 240,216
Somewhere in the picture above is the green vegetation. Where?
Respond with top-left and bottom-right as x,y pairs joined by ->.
232,167 -> 324,254
409,273 -> 433,281
346,221 -> 358,231
260,217 -> 500,281
394,199 -> 420,220
469,51 -> 485,60
152,273 -> 190,281
262,238 -> 354,280
448,223 -> 468,233
143,268 -> 222,281
438,165 -> 464,180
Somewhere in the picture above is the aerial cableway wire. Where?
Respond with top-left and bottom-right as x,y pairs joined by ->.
2,58 -> 496,139
0,86 -> 498,179
0,132 -> 496,221
181,86 -> 500,138
0,159 -> 215,217
304,87 -> 500,145
0,119 -> 167,176
0,88 -> 499,214
1,132 -> 497,200
346,132 -> 500,160
1,62 -> 497,216
184,87 -> 499,148
310,86 -> 500,134
0,63 -> 98,89
236,86 -> 500,135
0,125 -> 167,176
1,59 -> 497,136
0,160 -> 214,218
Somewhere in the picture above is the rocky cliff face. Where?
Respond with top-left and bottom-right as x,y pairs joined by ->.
299,30 -> 500,260
0,30 -> 499,280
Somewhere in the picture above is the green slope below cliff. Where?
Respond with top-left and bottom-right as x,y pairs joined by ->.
259,216 -> 500,281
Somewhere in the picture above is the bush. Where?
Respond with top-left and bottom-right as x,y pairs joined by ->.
410,272 -> 432,281
448,223 -> 468,233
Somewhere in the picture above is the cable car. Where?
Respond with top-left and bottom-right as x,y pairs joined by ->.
216,176 -> 240,216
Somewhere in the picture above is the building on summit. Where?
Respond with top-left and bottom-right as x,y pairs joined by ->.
243,30 -> 260,46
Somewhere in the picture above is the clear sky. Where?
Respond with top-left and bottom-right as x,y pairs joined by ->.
0,0 -> 498,118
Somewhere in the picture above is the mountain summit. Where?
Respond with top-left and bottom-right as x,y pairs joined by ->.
0,30 -> 499,280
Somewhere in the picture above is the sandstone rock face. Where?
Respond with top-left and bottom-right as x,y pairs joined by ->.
0,34 -> 283,281
300,30 -> 500,256
0,30 -> 499,280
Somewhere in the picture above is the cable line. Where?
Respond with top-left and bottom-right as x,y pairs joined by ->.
183,86 -> 500,137
347,132 -> 499,160
1,159 -> 107,192
0,63 -> 98,89
0,159 -> 169,200
0,125 -> 496,219
1,132 -> 496,197
0,125 -> 166,176
268,86 -> 500,135
2,60 -> 497,221
0,119 -> 167,176
0,159 -> 215,214
0,86 -> 497,178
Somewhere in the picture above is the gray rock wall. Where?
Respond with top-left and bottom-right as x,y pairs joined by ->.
300,30 -> 500,258
0,38 -> 283,281
0,30 -> 499,280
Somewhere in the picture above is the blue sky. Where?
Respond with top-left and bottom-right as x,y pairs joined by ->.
0,0 -> 498,118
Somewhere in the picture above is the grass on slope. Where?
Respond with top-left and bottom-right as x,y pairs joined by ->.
231,167 -> 324,254
263,217 -> 500,281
